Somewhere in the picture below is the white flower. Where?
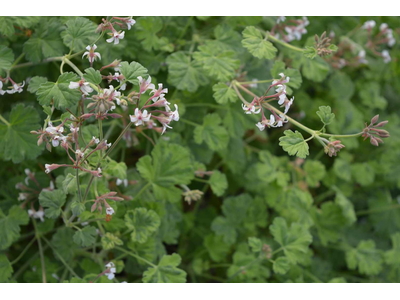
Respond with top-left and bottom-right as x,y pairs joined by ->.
362,20 -> 376,30
278,94 -> 287,105
52,136 -> 61,147
92,136 -> 100,144
106,31 -> 125,45
130,108 -> 151,126
358,50 -> 368,64
380,23 -> 388,31
382,50 -> 391,63
0,81 -> 6,95
105,262 -> 116,280
70,124 -> 79,134
162,123 -> 173,135
28,209 -> 45,222
106,207 -> 115,215
284,97 -> 294,114
18,193 -> 27,201
116,178 -> 128,187
150,83 -> 168,100
45,164 -> 51,174
138,76 -> 155,94
277,16 -> 286,24
241,103 -> 260,115
256,122 -> 265,131
275,114 -> 288,127
24,168 -> 32,185
46,122 -> 64,135
169,104 -> 179,121
69,80 -> 93,95
82,44 -> 101,64
76,149 -> 84,159
126,17 -> 136,30
7,81 -> 25,94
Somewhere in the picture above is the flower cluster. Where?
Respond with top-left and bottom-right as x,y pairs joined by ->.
91,192 -> 124,221
0,77 -> 25,95
96,17 -> 136,45
362,114 -> 390,146
241,73 -> 293,132
271,16 -> 310,42
362,20 -> 395,64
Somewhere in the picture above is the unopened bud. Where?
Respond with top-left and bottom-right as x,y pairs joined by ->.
371,114 -> 379,124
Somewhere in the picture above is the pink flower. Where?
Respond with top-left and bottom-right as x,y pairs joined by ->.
130,108 -> 151,126
106,31 -> 125,45
82,44 -> 101,65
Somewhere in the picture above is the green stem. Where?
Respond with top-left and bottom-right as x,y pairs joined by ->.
114,246 -> 156,267
267,34 -> 305,53
133,182 -> 151,200
11,237 -> 37,265
42,236 -> 81,279
32,219 -> 47,283
356,204 -> 400,216
319,132 -> 363,139
193,177 -> 209,184
0,114 -> 11,126
239,79 -> 274,84
76,168 -> 83,204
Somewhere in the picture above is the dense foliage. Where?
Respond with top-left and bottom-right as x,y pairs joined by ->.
0,16 -> 399,283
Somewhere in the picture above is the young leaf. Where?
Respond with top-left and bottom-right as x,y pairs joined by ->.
125,208 -> 161,244
316,106 -> 335,126
209,170 -> 228,196
241,26 -> 277,59
83,68 -> 102,85
36,72 -> 82,110
143,253 -> 187,283
0,206 -> 29,250
193,42 -> 240,81
346,240 -> 383,276
213,83 -> 238,104
61,17 -> 96,51
194,113 -> 229,151
269,217 -> 312,264
119,61 -> 148,85
279,130 -> 310,159
273,257 -> 291,275
166,51 -> 209,93
0,45 -> 14,72
101,232 -> 123,250
73,226 -> 97,247
303,46 -> 318,59
0,104 -> 42,163
38,189 -> 67,219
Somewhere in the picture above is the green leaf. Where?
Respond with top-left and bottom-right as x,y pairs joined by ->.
135,17 -> 173,52
119,61 -> 148,85
62,173 -> 77,194
316,106 -> 335,126
211,216 -> 237,244
358,81 -> 387,110
194,113 -> 229,151
241,26 -> 277,59
279,130 -> 309,159
193,42 -> 240,81
328,72 -> 354,102
27,76 -> 48,93
273,257 -> 291,275
0,45 -> 14,72
105,159 -> 127,180
204,234 -> 230,262
269,217 -> 312,264
38,189 -> 66,219
0,254 -> 13,282
101,232 -> 123,250
248,237 -> 263,253
52,227 -> 78,261
166,51 -> 209,93
61,17 -> 96,51
143,253 -> 187,283
385,232 -> 400,266
83,68 -> 102,85
213,83 -> 238,104
36,72 -> 81,110
209,170 -> 228,197
71,200 -> 85,217
346,240 -> 383,276
125,208 -> 160,244
303,160 -> 326,187
335,192 -> 356,226
351,163 -> 375,186
0,104 -> 42,163
23,19 -> 65,63
303,46 -> 318,59
333,158 -> 351,181
0,16 -> 40,36
0,206 -> 29,250
73,226 -> 97,247
137,142 -> 194,202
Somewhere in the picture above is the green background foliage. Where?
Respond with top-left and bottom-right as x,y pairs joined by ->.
0,16 -> 399,283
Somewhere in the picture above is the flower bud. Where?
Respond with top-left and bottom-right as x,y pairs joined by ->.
371,114 -> 380,124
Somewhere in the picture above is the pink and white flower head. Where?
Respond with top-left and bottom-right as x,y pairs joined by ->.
130,108 -> 151,126
150,83 -> 168,100
46,122 -> 64,135
138,76 -> 155,94
362,20 -> 376,30
272,73 -> 290,85
102,85 -> 121,103
106,31 -> 125,45
82,44 -> 101,65
69,124 -> 79,134
273,114 -> 289,128
168,104 -> 180,122
382,50 -> 391,64
256,114 -> 276,131
242,98 -> 261,115
69,79 -> 93,95
283,97 -> 294,114
126,17 -> 136,30
106,207 -> 115,216
45,164 -> 62,174
7,81 -> 25,94
380,23 -> 388,31
105,262 -> 116,280
28,208 -> 45,222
